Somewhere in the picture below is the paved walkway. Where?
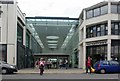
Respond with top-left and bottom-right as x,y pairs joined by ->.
18,68 -> 86,74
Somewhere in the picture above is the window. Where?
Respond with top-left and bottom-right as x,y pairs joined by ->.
118,5 -> 120,13
86,45 -> 107,61
102,61 -> 109,65
86,28 -> 90,38
104,46 -> 107,53
110,61 -> 119,65
86,10 -> 93,19
111,22 -> 120,35
86,5 -> 108,19
0,27 -> 1,42
86,23 -> 108,38
93,8 -> 100,17
111,5 -> 117,13
105,25 -> 108,35
90,27 -> 93,37
111,23 -> 115,35
93,26 -> 97,37
97,26 -> 101,36
119,23 -> 120,35
101,46 -> 105,54
17,24 -> 23,44
101,25 -> 105,36
0,44 -> 7,62
26,32 -> 30,48
101,5 -> 108,15
111,40 -> 120,61
115,23 -> 118,35
111,4 -> 120,14
0,6 -> 2,18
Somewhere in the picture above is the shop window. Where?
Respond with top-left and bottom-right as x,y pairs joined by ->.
86,45 -> 107,62
101,46 -> 105,54
0,44 -> 7,62
26,32 -> 30,48
17,24 -> 23,44
111,40 -> 120,61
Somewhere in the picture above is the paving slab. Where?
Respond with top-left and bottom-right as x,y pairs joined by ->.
18,68 -> 86,74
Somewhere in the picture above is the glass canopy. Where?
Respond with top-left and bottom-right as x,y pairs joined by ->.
26,16 -> 79,49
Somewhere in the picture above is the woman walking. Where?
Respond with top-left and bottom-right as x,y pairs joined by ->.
39,58 -> 45,75
86,56 -> 92,74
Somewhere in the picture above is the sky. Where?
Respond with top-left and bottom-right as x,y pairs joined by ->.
16,0 -> 119,18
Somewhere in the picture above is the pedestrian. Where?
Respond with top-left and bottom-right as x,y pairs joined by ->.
35,59 -> 39,68
65,59 -> 68,69
46,60 -> 50,69
59,59 -> 63,69
39,58 -> 45,75
86,56 -> 92,74
49,60 -> 52,69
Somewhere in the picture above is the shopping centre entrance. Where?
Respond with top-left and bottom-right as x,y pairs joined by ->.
34,54 -> 69,69
25,17 -> 79,69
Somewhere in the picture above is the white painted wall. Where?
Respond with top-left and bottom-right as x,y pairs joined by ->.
0,1 -> 25,65
1,4 -> 7,44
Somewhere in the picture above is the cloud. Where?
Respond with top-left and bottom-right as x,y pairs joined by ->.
17,0 -> 107,17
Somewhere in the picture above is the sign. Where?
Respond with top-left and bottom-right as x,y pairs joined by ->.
86,40 -> 107,46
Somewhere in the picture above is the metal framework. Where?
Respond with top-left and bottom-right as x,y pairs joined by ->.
26,16 -> 79,49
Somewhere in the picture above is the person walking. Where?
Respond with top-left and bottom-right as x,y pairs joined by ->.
86,56 -> 92,74
59,59 -> 63,69
39,58 -> 45,75
65,59 -> 68,69
46,60 -> 50,69
35,59 -> 39,69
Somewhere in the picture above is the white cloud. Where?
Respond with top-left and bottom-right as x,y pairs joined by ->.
16,0 -> 119,17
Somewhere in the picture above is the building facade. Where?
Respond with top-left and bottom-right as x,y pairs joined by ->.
79,1 -> 120,69
0,0 -> 120,69
0,0 -> 42,69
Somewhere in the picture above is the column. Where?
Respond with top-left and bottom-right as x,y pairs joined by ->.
78,46 -> 80,68
83,9 -> 86,20
83,26 -> 86,39
83,42 -> 86,69
107,39 -> 111,60
108,1 -> 111,14
72,53 -> 75,68
78,45 -> 83,69
108,20 -> 111,35
23,26 -> 26,46
29,34 -> 32,49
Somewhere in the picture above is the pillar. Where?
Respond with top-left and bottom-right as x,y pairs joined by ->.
107,39 -> 111,60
